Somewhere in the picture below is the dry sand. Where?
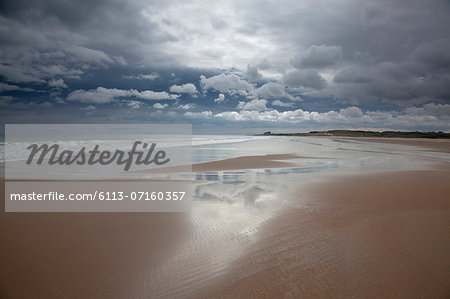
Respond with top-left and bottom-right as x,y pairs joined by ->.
1,138 -> 449,298
0,186 -> 192,298
337,136 -> 450,153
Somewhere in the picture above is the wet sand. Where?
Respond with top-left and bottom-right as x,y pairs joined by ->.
1,138 -> 450,298
0,154 -> 302,297
187,138 -> 450,298
194,169 -> 450,298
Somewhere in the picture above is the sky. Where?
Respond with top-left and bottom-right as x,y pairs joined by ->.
0,0 -> 449,133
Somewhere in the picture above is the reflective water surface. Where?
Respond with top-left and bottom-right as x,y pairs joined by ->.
143,136 -> 450,297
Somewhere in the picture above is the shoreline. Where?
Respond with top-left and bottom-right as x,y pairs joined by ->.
1,137 -> 449,297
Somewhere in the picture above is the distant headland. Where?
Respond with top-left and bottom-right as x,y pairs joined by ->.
257,130 -> 450,139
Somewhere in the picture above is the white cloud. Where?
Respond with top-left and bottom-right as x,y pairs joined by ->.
170,83 -> 198,94
215,109 -> 314,122
0,82 -> 34,92
339,106 -> 363,118
67,87 -> 127,104
80,105 -> 96,111
138,90 -> 179,100
200,74 -> 254,96
80,105 -> 97,116
127,100 -> 142,109
153,103 -> 169,109
214,93 -> 225,103
48,79 -> 68,88
237,99 -> 268,111
66,87 -> 178,104
177,103 -> 195,110
64,45 -> 113,64
38,65 -> 84,79
0,64 -> 44,83
256,82 -> 301,101
181,103 -> 450,129
272,100 -> 294,107
113,55 -> 127,66
214,111 -> 243,121
185,110 -> 213,119
123,73 -> 160,80
166,111 -> 179,118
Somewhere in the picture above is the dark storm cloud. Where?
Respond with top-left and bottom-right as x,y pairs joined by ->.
284,70 -> 327,90
243,65 -> 263,83
0,0 -> 449,130
333,38 -> 450,105
0,0 -> 181,85
1,0 -> 449,102
292,45 -> 343,69
235,0 -> 450,105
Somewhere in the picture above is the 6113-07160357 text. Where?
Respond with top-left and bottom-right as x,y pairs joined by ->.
10,191 -> 186,201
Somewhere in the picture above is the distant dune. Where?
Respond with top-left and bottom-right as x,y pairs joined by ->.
259,130 -> 450,138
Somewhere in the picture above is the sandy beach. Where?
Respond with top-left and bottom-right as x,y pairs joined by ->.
192,168 -> 450,298
3,0 -> 450,297
339,137 -> 450,154
1,137 -> 449,298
